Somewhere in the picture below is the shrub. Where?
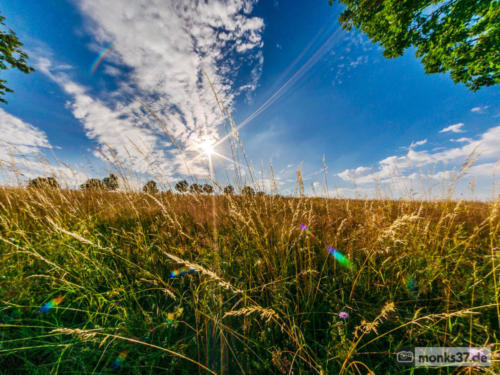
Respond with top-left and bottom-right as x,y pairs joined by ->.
241,186 -> 255,196
202,184 -> 214,194
80,178 -> 104,191
143,180 -> 159,194
189,183 -> 203,194
175,180 -> 188,193
223,185 -> 234,194
102,174 -> 118,191
27,177 -> 59,189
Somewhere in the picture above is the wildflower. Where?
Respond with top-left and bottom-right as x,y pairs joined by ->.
166,312 -> 175,324
339,311 -> 349,319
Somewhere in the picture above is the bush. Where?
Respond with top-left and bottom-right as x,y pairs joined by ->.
202,184 -> 214,194
175,180 -> 188,193
223,185 -> 234,194
189,183 -> 203,194
27,177 -> 59,189
80,178 -> 104,191
241,186 -> 255,196
102,174 -> 118,191
143,180 -> 159,194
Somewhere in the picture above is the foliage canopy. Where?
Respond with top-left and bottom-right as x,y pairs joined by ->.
329,0 -> 500,90
0,13 -> 34,103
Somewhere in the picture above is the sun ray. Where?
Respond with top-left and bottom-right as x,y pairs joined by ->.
212,27 -> 344,150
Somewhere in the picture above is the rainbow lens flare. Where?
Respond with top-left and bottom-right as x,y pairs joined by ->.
300,224 -> 315,238
326,247 -> 353,269
111,350 -> 128,370
90,42 -> 114,74
170,266 -> 195,279
37,296 -> 64,313
407,277 -> 418,298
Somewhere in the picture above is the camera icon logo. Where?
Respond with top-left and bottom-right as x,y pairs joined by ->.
396,349 -> 414,364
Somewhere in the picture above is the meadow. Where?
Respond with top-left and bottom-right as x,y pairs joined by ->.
0,186 -> 498,374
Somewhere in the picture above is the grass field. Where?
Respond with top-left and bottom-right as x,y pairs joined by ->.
0,186 -> 498,374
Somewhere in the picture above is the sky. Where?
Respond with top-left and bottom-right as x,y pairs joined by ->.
0,0 -> 499,199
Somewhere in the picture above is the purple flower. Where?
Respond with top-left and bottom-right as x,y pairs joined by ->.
300,224 -> 307,230
339,311 -> 349,319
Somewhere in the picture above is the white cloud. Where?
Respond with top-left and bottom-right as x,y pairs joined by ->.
439,123 -> 464,133
38,57 -> 202,180
337,125 -> 500,192
410,139 -> 427,148
37,0 -> 265,181
471,105 -> 489,113
103,65 -> 122,77
0,108 -> 51,161
0,108 -> 86,185
451,137 -> 473,143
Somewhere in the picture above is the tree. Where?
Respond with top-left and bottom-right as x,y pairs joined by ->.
241,186 -> 255,196
202,184 -> 214,194
80,178 -> 104,191
143,180 -> 159,194
175,180 -> 188,193
102,174 -> 118,191
329,0 -> 499,90
189,183 -> 203,193
223,185 -> 235,195
28,177 -> 59,189
0,13 -> 35,103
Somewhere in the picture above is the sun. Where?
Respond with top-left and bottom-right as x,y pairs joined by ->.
198,139 -> 215,156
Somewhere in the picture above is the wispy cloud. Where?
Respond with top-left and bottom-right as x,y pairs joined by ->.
439,123 -> 464,133
330,31 -> 374,85
410,139 -> 427,148
337,125 -> 500,188
0,108 -> 84,184
37,0 -> 265,181
471,105 -> 489,113
451,137 -> 473,143
0,108 -> 51,161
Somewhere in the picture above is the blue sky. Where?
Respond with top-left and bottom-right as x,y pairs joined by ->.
0,0 -> 498,198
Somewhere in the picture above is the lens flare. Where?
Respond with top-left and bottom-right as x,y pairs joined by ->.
90,42 -> 114,74
300,224 -> 315,238
170,267 -> 195,279
111,350 -> 128,370
37,296 -> 64,313
326,247 -> 353,269
199,139 -> 215,156
407,277 -> 418,298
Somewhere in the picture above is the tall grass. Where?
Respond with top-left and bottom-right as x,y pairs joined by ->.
0,185 -> 498,374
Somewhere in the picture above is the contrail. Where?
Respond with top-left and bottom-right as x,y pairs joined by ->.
213,26 -> 345,149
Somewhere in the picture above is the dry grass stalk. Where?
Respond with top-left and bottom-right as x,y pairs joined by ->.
162,250 -> 243,294
223,306 -> 279,322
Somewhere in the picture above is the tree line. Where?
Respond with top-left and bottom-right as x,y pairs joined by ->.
27,175 -> 264,196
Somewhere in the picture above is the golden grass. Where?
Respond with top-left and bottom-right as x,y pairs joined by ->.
0,185 -> 498,374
